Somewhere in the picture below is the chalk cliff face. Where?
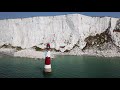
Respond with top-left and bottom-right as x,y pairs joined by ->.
0,14 -> 120,52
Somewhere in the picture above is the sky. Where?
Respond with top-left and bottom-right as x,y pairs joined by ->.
0,12 -> 120,19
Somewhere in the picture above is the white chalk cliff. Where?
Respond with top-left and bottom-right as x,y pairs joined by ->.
0,14 -> 120,58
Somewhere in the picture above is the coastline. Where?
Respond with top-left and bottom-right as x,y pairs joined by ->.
0,14 -> 120,59
0,47 -> 120,59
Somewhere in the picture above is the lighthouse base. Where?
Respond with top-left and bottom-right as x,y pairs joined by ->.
44,68 -> 52,73
44,64 -> 52,73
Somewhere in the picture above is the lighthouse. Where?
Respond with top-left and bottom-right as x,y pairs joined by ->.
44,43 -> 52,73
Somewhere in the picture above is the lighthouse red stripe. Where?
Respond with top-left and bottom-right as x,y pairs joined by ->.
45,57 -> 51,65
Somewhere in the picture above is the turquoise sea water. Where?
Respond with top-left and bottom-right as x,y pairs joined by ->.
0,55 -> 120,78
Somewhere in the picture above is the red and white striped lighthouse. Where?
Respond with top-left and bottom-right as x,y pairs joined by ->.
44,43 -> 52,73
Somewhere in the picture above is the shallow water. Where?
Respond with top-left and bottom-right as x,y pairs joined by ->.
0,55 -> 120,78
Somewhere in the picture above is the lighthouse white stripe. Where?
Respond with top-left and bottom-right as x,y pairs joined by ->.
46,51 -> 51,57
44,65 -> 51,69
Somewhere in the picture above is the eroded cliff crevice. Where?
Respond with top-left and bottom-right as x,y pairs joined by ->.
82,18 -> 113,51
81,18 -> 120,52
